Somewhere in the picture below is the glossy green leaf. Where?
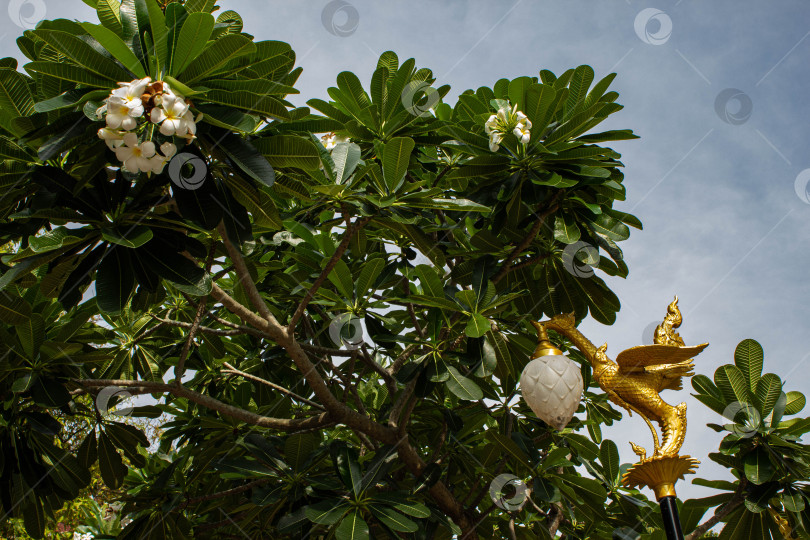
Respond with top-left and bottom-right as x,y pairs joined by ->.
445,365 -> 483,400
382,137 -> 414,192
80,22 -> 146,78
169,12 -> 214,73
335,511 -> 369,540
743,447 -> 774,485
253,135 -> 321,170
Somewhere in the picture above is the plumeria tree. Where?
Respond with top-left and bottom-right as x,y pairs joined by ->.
1,1 -> 809,539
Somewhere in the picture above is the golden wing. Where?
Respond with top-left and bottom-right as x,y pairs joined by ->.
615,343 -> 708,370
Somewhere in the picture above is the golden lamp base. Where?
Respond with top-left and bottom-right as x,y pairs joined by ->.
621,455 -> 700,500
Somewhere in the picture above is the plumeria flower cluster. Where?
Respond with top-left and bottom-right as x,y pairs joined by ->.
484,102 -> 532,152
96,77 -> 200,174
320,132 -> 349,150
72,533 -> 94,540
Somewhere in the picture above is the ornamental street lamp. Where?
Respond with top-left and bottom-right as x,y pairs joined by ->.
522,297 -> 708,540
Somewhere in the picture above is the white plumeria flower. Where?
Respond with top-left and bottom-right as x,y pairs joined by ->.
104,96 -> 139,131
489,131 -> 503,152
149,142 -> 178,174
150,93 -> 191,136
111,77 -> 150,117
484,102 -> 532,151
513,122 -> 531,144
114,133 -> 156,173
484,114 -> 498,135
160,141 -> 177,159
179,109 -> 198,140
97,127 -> 126,149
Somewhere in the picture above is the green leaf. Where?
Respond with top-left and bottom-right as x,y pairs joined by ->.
17,313 -> 44,358
80,22 -> 147,78
599,440 -> 620,484
305,500 -> 348,526
32,29 -> 132,81
0,292 -> 32,325
335,511 -> 369,540
782,487 -> 805,512
714,364 -> 750,405
331,142 -> 362,184
754,373 -> 782,417
22,497 -> 45,539
201,90 -> 290,120
554,214 -> 581,244
179,34 -> 256,84
382,137 -> 415,192
184,0 -> 216,12
98,432 -> 126,489
371,494 -> 430,518
332,443 -> 362,496
24,62 -> 114,89
253,135 -> 321,170
11,373 -> 37,393
96,0 -> 122,34
170,13 -> 215,73
217,133 -> 275,187
370,505 -> 418,533
465,312 -> 490,338
735,338 -> 764,392
284,433 -> 317,472
445,365 -> 483,400
31,379 -> 71,408
139,243 -> 212,295
743,447 -> 774,485
0,68 -> 36,135
355,257 -> 385,298
144,0 -> 168,72
102,226 -> 153,248
784,391 -> 806,415
96,246 -> 135,314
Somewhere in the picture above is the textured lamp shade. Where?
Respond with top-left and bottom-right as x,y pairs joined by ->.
520,323 -> 584,430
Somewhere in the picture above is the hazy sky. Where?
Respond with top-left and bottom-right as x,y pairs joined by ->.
2,0 -> 810,505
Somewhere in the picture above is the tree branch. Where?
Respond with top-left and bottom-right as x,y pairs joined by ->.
491,191 -> 564,285
221,362 -> 324,410
218,223 -> 276,323
287,216 -> 371,333
685,484 -> 747,540
73,379 -> 331,432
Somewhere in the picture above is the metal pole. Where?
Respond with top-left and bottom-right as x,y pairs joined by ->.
659,496 -> 685,540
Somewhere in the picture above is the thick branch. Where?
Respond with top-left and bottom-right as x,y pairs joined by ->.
210,283 -> 398,446
219,223 -> 276,323
287,216 -> 371,332
74,379 -> 330,432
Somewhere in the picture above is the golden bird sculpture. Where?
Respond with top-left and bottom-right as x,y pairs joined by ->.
538,296 -> 709,499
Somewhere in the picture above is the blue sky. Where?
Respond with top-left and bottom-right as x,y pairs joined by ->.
3,0 -> 810,503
